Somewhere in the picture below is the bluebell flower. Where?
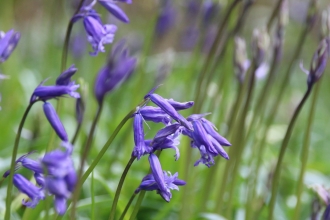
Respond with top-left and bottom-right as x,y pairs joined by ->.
152,123 -> 182,144
46,177 -> 71,215
99,0 -> 130,23
13,174 -> 45,208
146,93 -> 193,131
155,0 -> 177,36
83,15 -> 117,56
136,154 -> 186,202
0,29 -> 20,63
184,115 -> 231,167
139,106 -> 171,124
6,145 -> 76,215
94,40 -> 136,103
56,64 -> 77,86
43,102 -> 68,142
132,113 -> 152,159
30,70 -> 80,102
148,153 -> 171,201
166,99 -> 194,111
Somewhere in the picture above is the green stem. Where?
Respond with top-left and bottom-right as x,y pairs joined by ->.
129,191 -> 146,220
71,122 -> 82,145
193,0 -> 241,113
81,99 -> 148,185
61,0 -> 86,72
71,103 -> 104,219
119,192 -> 137,220
224,62 -> 257,219
109,156 -> 136,220
268,86 -> 313,220
266,0 -> 284,32
293,81 -> 321,219
5,101 -> 36,220
91,171 -> 95,220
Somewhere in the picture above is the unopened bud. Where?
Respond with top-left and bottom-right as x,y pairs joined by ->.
252,28 -> 269,67
307,38 -> 329,87
234,37 -> 250,83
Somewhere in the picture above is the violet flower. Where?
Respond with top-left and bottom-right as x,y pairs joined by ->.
7,145 -> 76,215
30,66 -> 80,102
132,113 -> 152,159
43,102 -> 68,142
83,15 -> 117,56
146,93 -> 193,131
184,114 -> 231,167
139,106 -> 171,124
94,40 -> 136,103
155,0 -> 177,36
56,64 -> 77,86
135,154 -> 186,202
0,29 -> 20,63
99,0 -> 130,23
13,174 -> 45,208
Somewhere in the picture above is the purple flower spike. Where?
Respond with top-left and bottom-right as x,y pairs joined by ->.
0,29 -> 20,63
94,40 -> 136,103
167,99 -> 194,110
83,16 -> 117,56
43,102 -> 68,142
149,93 -> 193,131
148,153 -> 171,202
31,84 -> 80,102
13,174 -> 45,208
139,106 -> 171,124
56,64 -> 77,86
99,0 -> 130,23
132,113 -> 152,159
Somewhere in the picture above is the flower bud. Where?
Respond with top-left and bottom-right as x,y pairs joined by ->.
252,28 -> 269,67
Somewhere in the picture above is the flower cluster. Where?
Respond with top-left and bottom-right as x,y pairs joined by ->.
4,145 -> 76,215
132,88 -> 231,201
3,65 -> 81,214
72,0 -> 132,56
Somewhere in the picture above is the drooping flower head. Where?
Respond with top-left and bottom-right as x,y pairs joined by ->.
83,15 -> 117,56
145,92 -> 193,131
13,174 -> 45,208
94,39 -> 137,103
135,154 -> 186,202
0,29 -> 20,63
6,145 -> 76,215
30,65 -> 80,103
184,113 -> 231,167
